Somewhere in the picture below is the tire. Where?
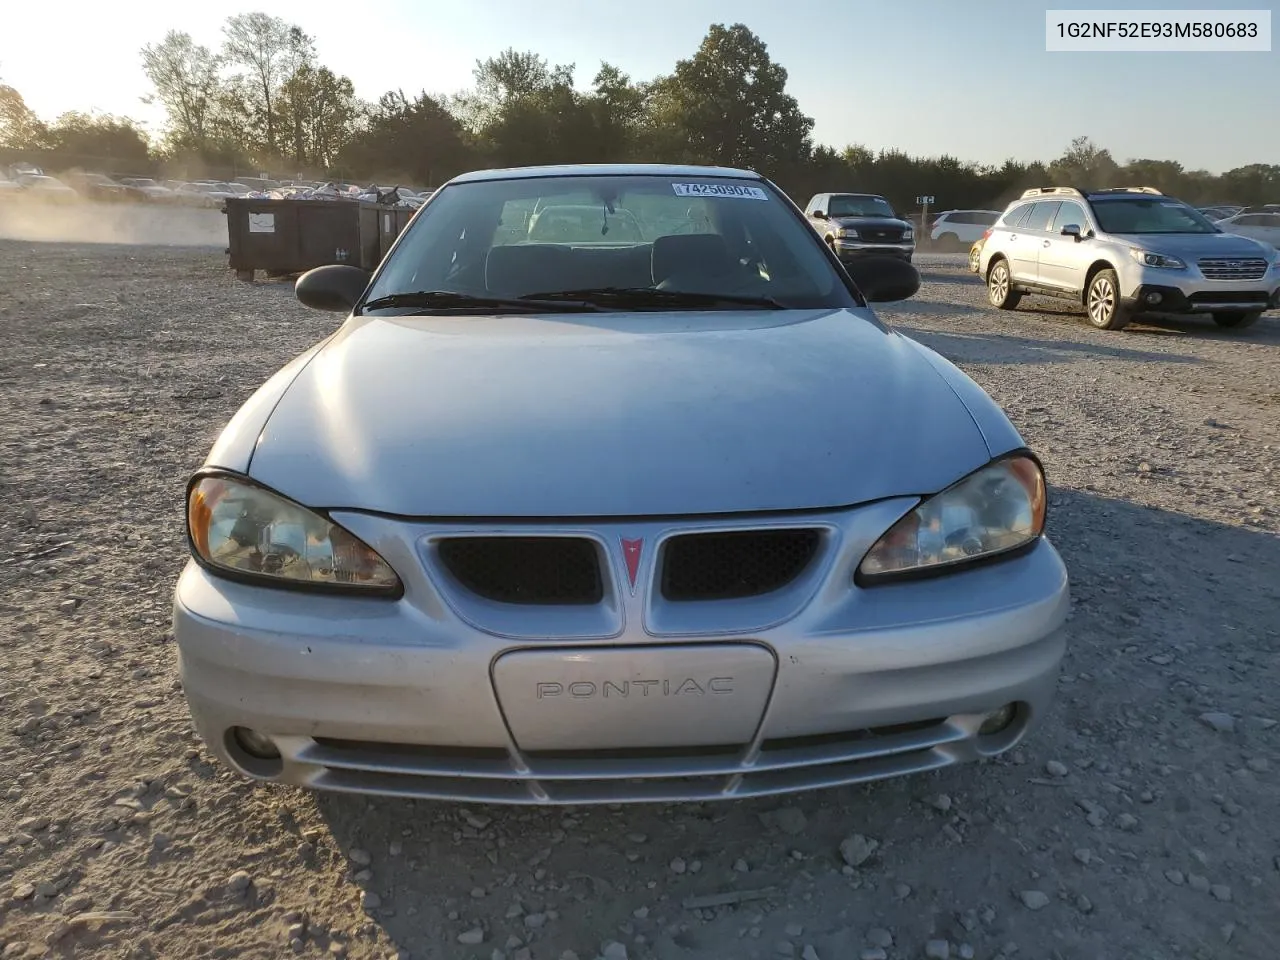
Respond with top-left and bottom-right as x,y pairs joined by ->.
968,245 -> 982,273
938,233 -> 962,252
986,259 -> 1021,310
1212,310 -> 1262,329
1084,268 -> 1131,330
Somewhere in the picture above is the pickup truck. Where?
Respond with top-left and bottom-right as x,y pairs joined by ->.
803,192 -> 915,263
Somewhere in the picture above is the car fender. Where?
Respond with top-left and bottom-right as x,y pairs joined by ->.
900,338 -> 1026,459
204,336 -> 334,473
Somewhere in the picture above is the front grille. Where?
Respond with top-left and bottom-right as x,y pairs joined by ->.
292,717 -> 967,804
436,537 -> 602,605
1198,257 -> 1267,281
660,529 -> 821,601
863,229 -> 905,243
1188,291 -> 1270,305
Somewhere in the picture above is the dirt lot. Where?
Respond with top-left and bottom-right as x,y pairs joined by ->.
0,202 -> 226,248
0,238 -> 1277,960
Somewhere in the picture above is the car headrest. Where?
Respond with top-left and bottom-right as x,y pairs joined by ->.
651,233 -> 734,285
485,244 -> 572,296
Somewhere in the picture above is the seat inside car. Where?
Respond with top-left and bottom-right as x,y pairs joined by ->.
651,234 -> 736,286
484,244 -> 574,297
486,241 -> 660,296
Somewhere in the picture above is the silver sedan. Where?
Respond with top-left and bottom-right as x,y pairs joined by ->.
174,163 -> 1070,805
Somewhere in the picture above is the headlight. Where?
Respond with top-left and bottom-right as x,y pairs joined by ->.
187,473 -> 402,595
857,455 -> 1046,582
1129,248 -> 1185,269
903,228 -> 914,240
838,227 -> 860,239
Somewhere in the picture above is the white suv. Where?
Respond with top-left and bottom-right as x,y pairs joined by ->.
979,187 -> 1280,331
930,210 -> 1001,250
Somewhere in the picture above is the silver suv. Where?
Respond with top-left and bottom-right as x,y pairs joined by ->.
979,187 -> 1280,331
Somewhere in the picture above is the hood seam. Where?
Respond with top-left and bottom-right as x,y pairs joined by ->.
245,333 -> 337,476
903,337 -> 995,457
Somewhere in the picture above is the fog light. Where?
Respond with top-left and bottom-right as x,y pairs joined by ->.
1145,292 -> 1162,305
230,726 -> 280,760
978,703 -> 1018,736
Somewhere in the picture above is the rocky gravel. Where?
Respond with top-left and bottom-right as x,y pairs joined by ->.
0,240 -> 1277,960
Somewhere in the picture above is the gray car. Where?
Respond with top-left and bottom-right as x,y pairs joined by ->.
980,187 -> 1280,331
804,192 -> 915,263
173,163 -> 1069,805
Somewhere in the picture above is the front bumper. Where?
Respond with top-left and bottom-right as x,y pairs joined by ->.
174,501 -> 1070,804
1123,283 -> 1280,314
1121,261 -> 1280,314
834,239 -> 914,261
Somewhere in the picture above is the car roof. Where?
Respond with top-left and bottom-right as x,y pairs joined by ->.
448,163 -> 761,185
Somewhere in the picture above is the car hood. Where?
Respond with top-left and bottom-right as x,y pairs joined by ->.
832,216 -> 909,231
1119,232 -> 1273,258
246,309 -> 998,517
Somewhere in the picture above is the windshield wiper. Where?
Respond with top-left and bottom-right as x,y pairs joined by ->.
519,287 -> 786,310
359,290 -> 602,313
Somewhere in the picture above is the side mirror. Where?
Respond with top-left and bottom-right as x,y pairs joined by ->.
295,264 -> 371,312
844,256 -> 921,303
812,210 -> 828,220
1061,224 -> 1083,241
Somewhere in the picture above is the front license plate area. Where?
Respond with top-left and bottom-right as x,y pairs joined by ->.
491,643 -> 777,751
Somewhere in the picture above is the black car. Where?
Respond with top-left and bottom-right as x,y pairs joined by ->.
803,192 -> 916,262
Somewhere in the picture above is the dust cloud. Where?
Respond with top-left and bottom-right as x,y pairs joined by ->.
0,200 -> 227,247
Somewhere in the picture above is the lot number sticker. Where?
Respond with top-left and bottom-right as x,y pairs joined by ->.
672,183 -> 769,201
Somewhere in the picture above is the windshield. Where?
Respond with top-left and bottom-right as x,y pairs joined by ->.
364,174 -> 860,312
828,195 -> 896,219
1092,198 -> 1219,235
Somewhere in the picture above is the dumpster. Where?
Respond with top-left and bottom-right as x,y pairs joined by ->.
225,197 -> 403,281
376,206 -> 418,260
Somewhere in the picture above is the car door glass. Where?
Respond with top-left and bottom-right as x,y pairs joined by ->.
1022,201 -> 1060,233
1002,205 -> 1029,229
1051,201 -> 1087,233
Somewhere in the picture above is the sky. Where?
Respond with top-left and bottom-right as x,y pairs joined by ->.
2,0 -> 1276,173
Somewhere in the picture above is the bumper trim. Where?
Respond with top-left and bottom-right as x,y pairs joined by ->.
276,711 -> 998,804
834,240 -> 914,261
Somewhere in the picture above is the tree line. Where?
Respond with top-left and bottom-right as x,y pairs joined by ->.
2,17 -> 1277,212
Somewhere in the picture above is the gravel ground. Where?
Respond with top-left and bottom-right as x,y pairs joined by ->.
0,239 -> 1277,960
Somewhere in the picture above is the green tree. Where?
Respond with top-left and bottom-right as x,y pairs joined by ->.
1049,135 -> 1120,190
277,65 -> 357,168
140,31 -> 223,154
0,83 -> 47,148
337,90 -> 475,186
45,112 -> 151,167
221,12 -> 313,155
1121,158 -> 1187,197
645,24 -> 814,173
1218,163 -> 1280,206
587,63 -> 650,161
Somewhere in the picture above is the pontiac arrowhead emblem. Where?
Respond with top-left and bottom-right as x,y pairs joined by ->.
621,538 -> 643,595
